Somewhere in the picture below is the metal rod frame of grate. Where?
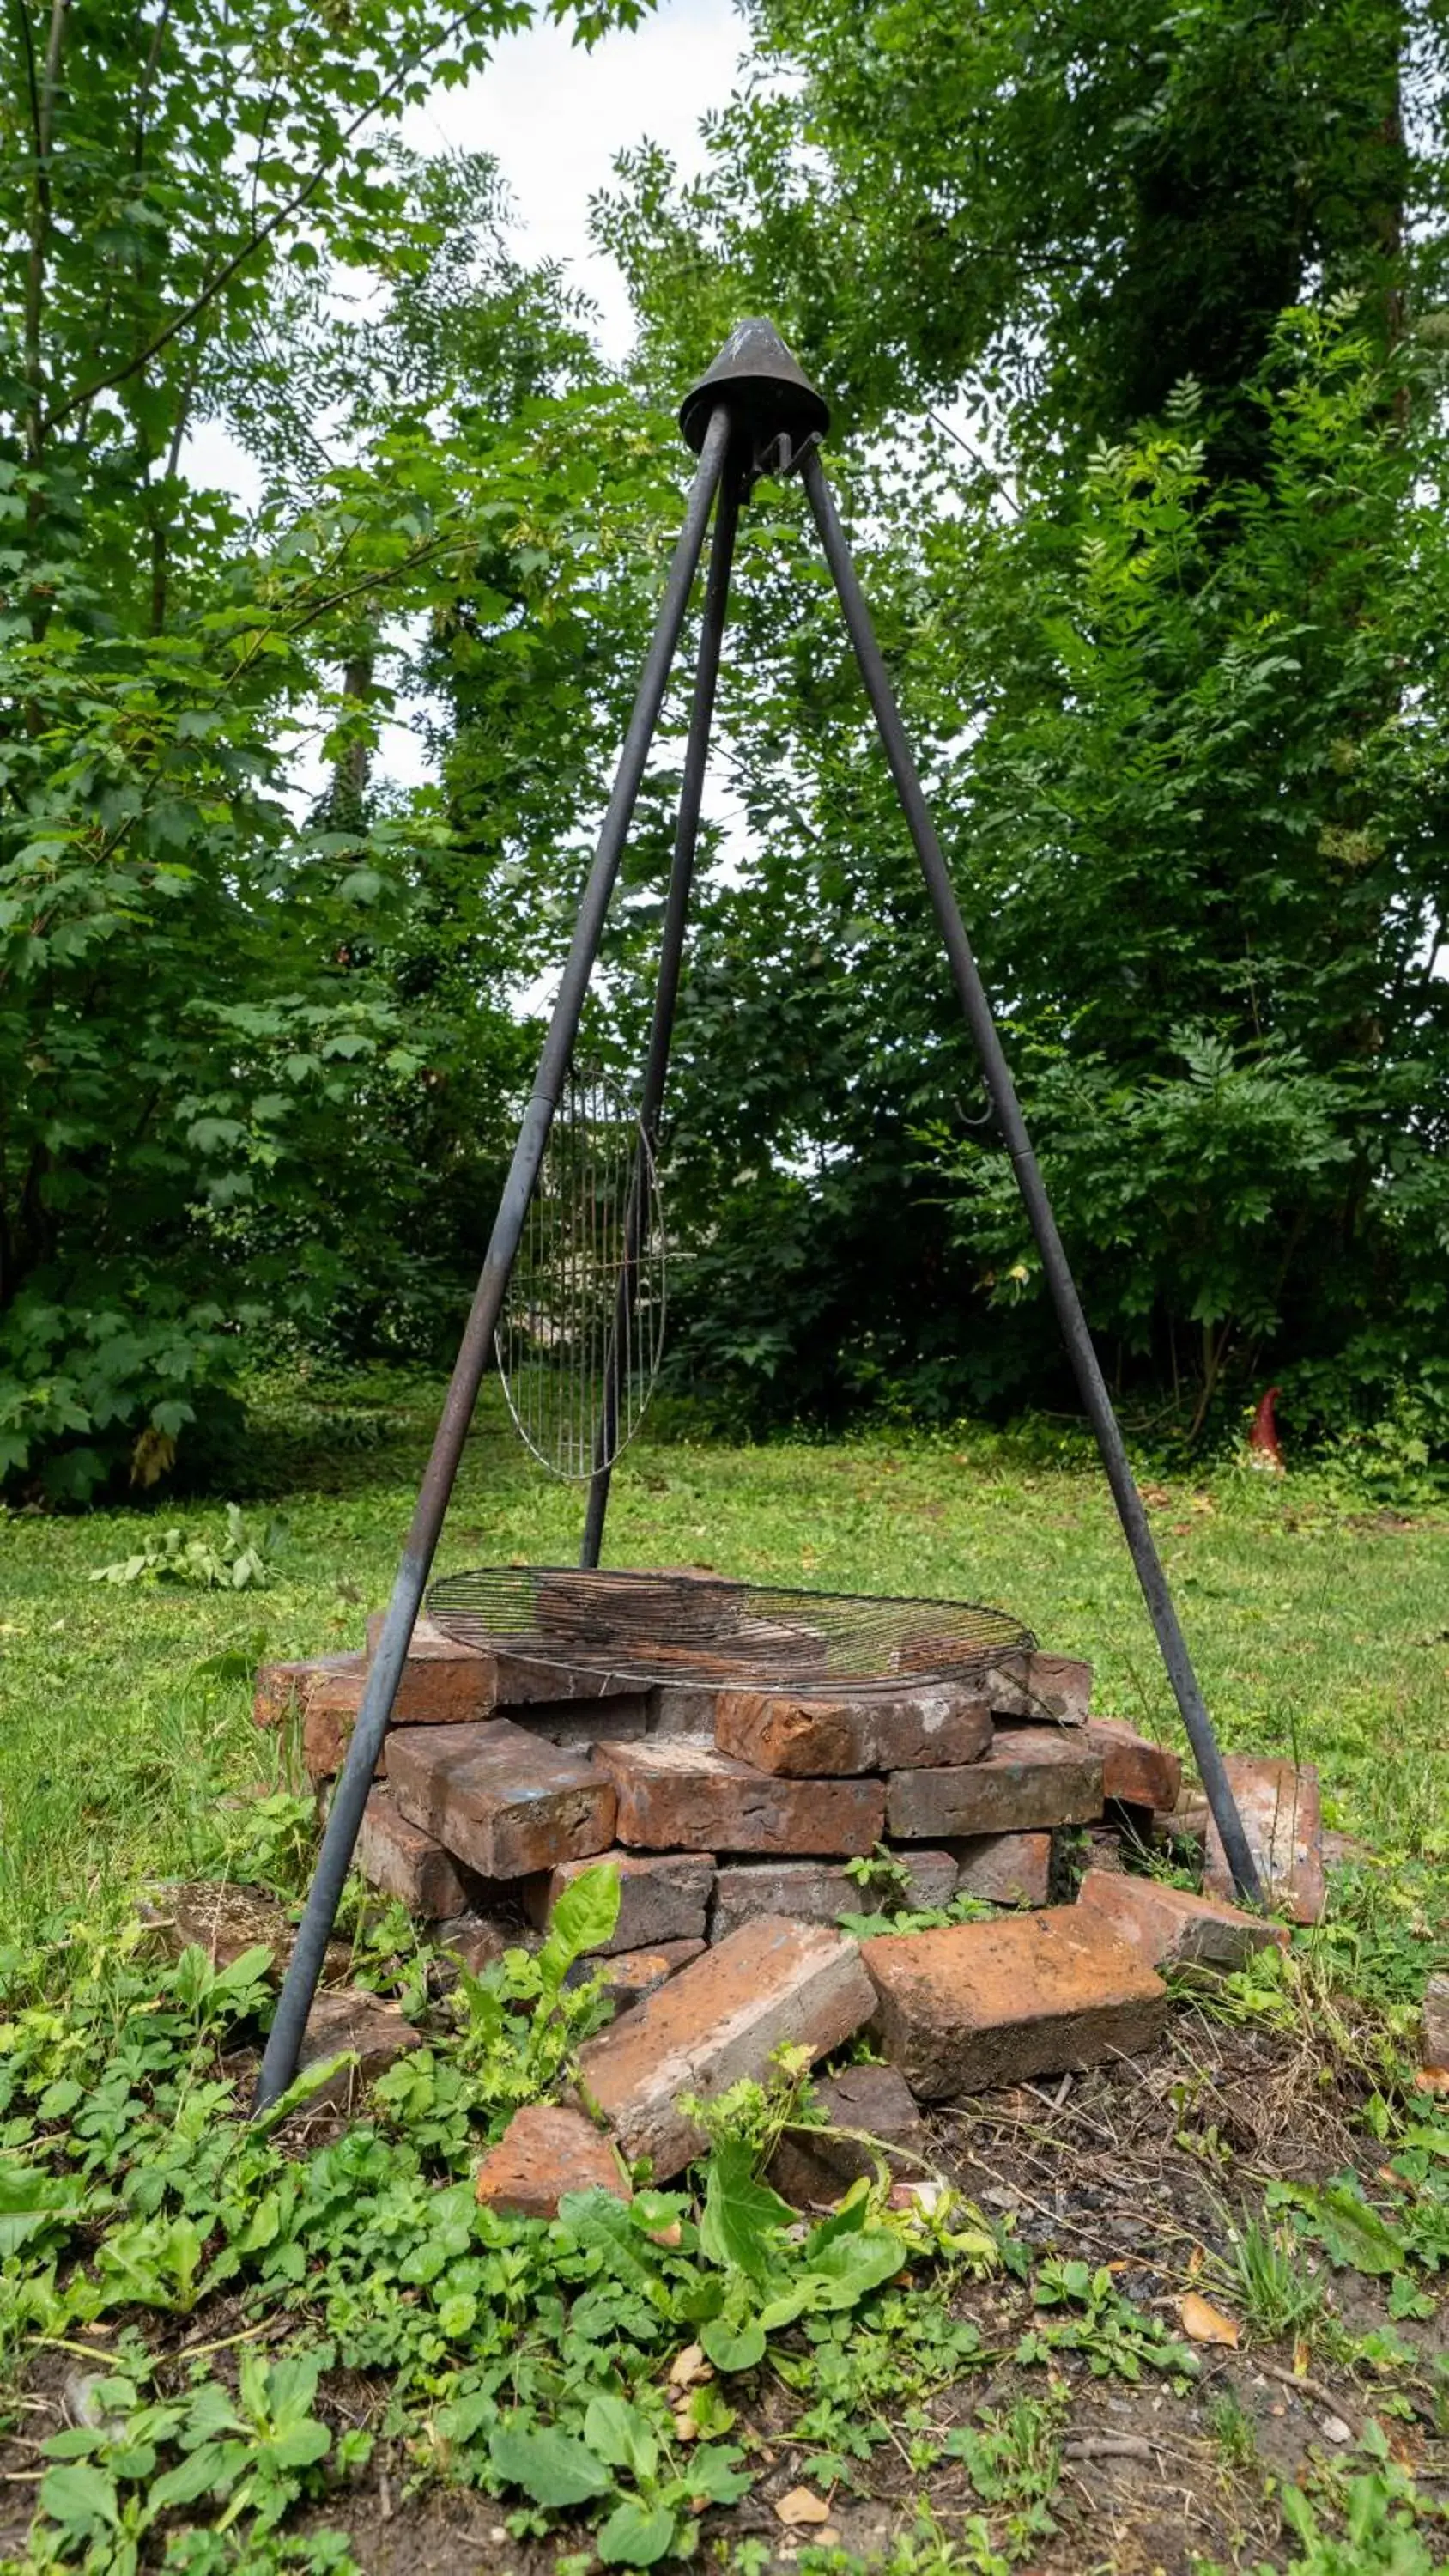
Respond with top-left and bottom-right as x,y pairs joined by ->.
253,326 -> 1261,2112
425,1564 -> 1035,1696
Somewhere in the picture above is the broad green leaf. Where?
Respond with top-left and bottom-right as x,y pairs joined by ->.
699,2139 -> 793,2283
38,2461 -> 119,2536
596,2499 -> 677,2565
584,2393 -> 658,2481
539,1863 -> 621,1989
698,2316 -> 767,2372
488,2421 -> 613,2507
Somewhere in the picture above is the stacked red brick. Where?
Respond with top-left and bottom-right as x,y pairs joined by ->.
252,1607 -> 1186,1964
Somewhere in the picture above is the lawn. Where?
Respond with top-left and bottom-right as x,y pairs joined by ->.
2,1371 -> 1446,1943
5,1378 -> 1449,2576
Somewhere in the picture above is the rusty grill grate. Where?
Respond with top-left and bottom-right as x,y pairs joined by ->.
424,1565 -> 1034,1696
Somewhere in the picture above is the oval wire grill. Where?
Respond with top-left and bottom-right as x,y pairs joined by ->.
425,1566 -> 1035,1697
495,1071 -> 665,1480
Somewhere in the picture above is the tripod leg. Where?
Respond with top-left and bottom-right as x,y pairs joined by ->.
800,445 -> 1263,1908
252,407 -> 736,2112
581,459 -> 743,1567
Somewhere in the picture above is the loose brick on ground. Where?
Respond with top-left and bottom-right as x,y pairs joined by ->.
435,1912 -> 523,1978
863,1906 -> 1167,2098
579,1915 -> 876,2178
711,1851 -> 955,1940
591,1739 -> 885,1856
475,2104 -> 629,2216
1087,1717 -> 1184,1814
768,2063 -> 927,2207
886,1727 -> 1103,1841
388,1719 -> 616,1880
1423,1974 -> 1449,2071
524,1851 -> 714,1953
1203,1757 -> 1325,1925
298,1985 -> 422,2110
355,1787 -> 476,1919
1076,1867 -> 1288,1971
713,1684 -> 992,1777
949,1831 -> 1052,1907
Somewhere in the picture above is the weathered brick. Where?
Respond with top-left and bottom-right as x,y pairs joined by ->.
583,1941 -> 708,2014
1087,1717 -> 1183,1814
592,1739 -> 885,1857
768,2062 -> 926,2207
579,1915 -> 876,2179
510,1700 -> 652,1749
949,1832 -> 1052,1907
646,1685 -> 722,1739
1423,1974 -> 1449,2071
863,1906 -> 1167,2099
388,1720 -> 616,1880
711,1851 -> 956,1940
475,2104 -> 628,2216
1203,1758 -> 1325,1925
985,1653 -> 1093,1727
253,1651 -> 363,1731
524,1852 -> 714,1953
298,1984 -> 422,2110
436,1911 -> 523,1978
366,1609 -> 642,1714
1076,1867 -> 1288,1971
713,1684 -> 992,1777
886,1727 -> 1102,1841
355,1787 -> 476,1919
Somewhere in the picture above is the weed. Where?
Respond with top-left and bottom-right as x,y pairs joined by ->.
1215,2208 -> 1324,2342
1017,2258 -> 1198,2385
1207,2386 -> 1259,2476
90,1504 -> 285,1591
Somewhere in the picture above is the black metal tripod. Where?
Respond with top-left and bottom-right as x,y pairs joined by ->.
253,321 -> 1260,2112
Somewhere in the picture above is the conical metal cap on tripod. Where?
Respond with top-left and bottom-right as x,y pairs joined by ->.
678,316 -> 830,455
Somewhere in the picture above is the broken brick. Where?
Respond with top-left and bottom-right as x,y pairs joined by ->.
591,1739 -> 885,1857
1087,1717 -> 1183,1814
1076,1867 -> 1288,1972
768,2062 -> 927,2207
886,1727 -> 1102,1841
524,1851 -> 715,1953
949,1831 -> 1052,1907
388,1719 -> 616,1880
1203,1757 -> 1325,1925
298,1984 -> 422,2110
862,1906 -> 1167,2099
355,1787 -> 476,1920
713,1685 -> 991,1777
711,1851 -> 956,1940
579,1915 -> 876,2179
579,1941 -> 707,2013
475,2104 -> 628,2216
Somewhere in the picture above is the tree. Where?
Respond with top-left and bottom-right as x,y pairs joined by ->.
0,0 -> 653,1500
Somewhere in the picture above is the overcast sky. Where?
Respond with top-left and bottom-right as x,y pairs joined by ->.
403,0 -> 743,363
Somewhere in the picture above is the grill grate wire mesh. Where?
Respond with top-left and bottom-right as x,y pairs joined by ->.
425,1565 -> 1034,1696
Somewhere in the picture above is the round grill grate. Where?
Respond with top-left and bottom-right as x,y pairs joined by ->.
424,1565 -> 1034,1696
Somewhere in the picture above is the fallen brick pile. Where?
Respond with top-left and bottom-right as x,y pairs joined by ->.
250,1596 -> 1327,2198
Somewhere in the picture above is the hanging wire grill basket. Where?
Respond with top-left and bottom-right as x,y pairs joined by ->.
425,1565 -> 1034,1696
495,1070 -> 665,1480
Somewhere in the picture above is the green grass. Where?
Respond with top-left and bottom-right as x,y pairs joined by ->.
3,1372 -> 1447,1942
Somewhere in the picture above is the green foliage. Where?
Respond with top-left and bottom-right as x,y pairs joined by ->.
0,1897 -> 978,2571
90,1505 -> 283,1591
